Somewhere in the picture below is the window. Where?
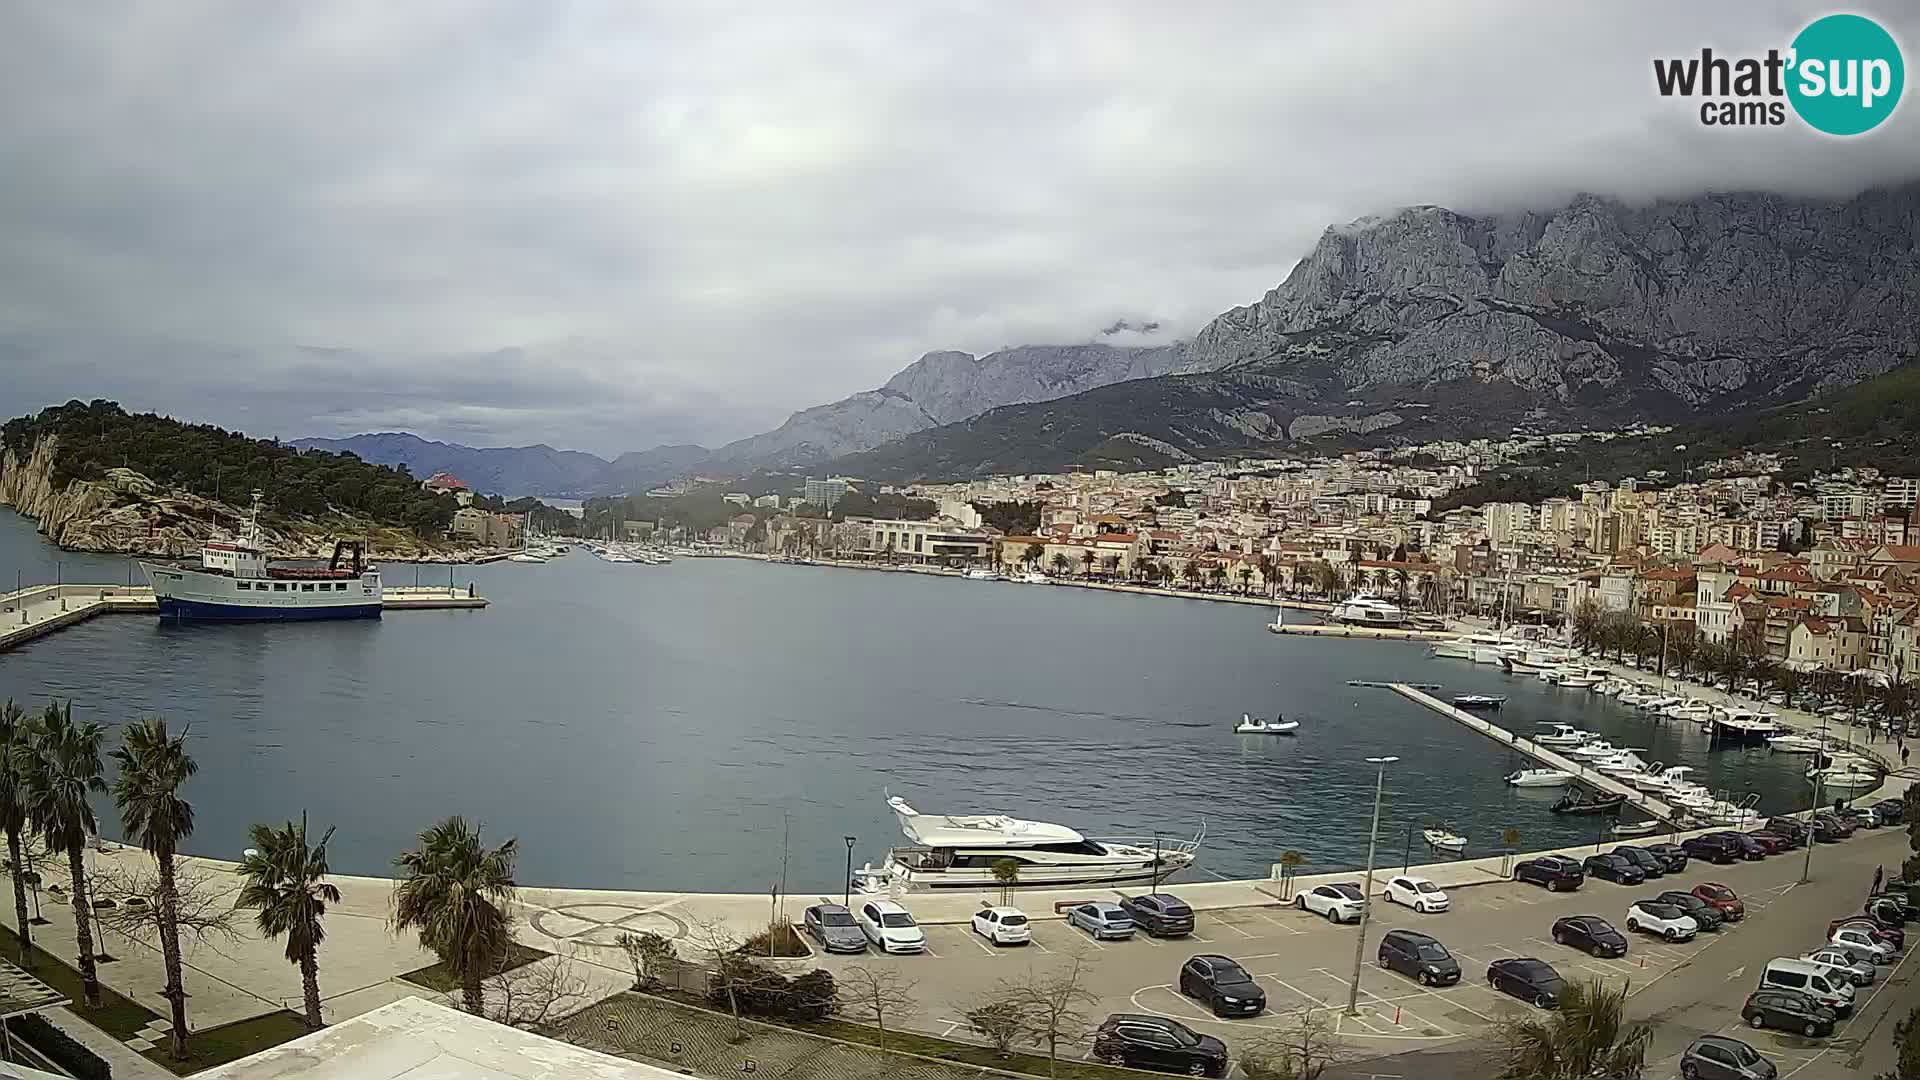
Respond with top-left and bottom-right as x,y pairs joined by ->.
301,583 -> 315,592
235,582 -> 250,590
273,583 -> 287,592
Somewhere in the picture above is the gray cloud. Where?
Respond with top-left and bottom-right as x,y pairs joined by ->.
1,1 -> 1916,456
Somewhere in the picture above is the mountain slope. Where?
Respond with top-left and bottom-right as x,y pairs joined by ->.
833,183 -> 1920,483
291,432 -> 614,497
700,342 -> 1181,470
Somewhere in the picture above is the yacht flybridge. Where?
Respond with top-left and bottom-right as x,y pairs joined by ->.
850,794 -> 1203,893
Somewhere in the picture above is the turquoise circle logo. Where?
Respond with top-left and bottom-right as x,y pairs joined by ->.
1787,14 -> 1904,135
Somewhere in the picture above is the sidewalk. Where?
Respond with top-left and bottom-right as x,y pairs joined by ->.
43,1007 -> 174,1080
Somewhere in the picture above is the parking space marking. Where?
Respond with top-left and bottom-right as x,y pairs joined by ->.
1249,909 -> 1309,935
1261,974 -> 1331,1008
1312,968 -> 1450,1034
1216,915 -> 1263,938
955,927 -> 999,957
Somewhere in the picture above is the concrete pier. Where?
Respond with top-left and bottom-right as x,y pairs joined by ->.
1389,682 -> 1685,822
0,583 -> 487,653
1268,622 -> 1452,641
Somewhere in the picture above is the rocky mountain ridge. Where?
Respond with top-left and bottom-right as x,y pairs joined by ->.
834,182 -> 1920,482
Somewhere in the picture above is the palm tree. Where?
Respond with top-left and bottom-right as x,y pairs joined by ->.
1494,978 -> 1651,1078
1024,542 -> 1044,569
1079,550 -> 1095,578
1392,568 -> 1410,607
19,701 -> 106,1007
1101,555 -> 1120,577
391,816 -> 518,1015
1238,567 -> 1254,593
110,718 -> 197,1059
0,702 -> 35,969
237,815 -> 340,1030
1050,553 -> 1070,577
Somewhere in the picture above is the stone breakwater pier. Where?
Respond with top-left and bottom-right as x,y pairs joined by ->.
0,583 -> 487,653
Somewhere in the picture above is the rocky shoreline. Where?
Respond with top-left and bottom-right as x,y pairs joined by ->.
0,434 -> 485,562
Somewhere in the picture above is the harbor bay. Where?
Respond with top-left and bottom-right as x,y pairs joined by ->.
0,509 -> 1828,894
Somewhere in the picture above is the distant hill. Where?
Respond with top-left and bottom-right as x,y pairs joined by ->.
291,432 -> 615,497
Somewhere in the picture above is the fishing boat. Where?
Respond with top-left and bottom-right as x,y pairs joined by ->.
1611,821 -> 1662,837
1506,768 -> 1574,788
139,492 -> 382,621
1451,694 -> 1507,710
1550,791 -> 1628,815
1233,714 -> 1299,735
1422,828 -> 1468,853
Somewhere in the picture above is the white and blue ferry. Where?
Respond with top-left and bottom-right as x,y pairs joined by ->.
139,494 -> 382,621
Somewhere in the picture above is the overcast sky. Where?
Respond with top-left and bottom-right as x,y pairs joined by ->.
1,2 -> 1916,457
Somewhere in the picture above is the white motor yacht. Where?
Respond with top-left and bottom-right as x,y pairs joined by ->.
1568,739 -> 1620,759
1330,592 -> 1407,627
1506,768 -> 1575,788
1665,701 -> 1715,724
1630,765 -> 1691,793
1637,696 -> 1682,713
849,794 -> 1203,892
1808,760 -> 1883,792
1020,572 -> 1053,585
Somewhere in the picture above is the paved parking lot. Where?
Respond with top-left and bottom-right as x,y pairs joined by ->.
795,827 -> 1910,1077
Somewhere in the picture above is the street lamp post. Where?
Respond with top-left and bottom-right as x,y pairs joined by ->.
1801,713 -> 1830,885
1348,755 -> 1398,1016
842,836 -> 857,909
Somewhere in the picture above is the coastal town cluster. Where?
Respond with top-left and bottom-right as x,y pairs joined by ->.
738,431 -> 1920,684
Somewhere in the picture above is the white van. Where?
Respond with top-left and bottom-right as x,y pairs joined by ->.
1761,958 -> 1856,1013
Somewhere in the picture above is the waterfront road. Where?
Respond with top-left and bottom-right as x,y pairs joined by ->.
802,824 -> 1914,1079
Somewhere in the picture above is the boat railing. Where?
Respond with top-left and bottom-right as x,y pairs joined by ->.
1096,822 -> 1206,857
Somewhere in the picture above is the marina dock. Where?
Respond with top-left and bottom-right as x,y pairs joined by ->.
1388,682 -> 1685,823
0,583 -> 486,653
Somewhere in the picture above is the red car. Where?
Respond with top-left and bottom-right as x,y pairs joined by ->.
1692,882 -> 1746,921
1830,917 -> 1903,950
1743,831 -> 1788,854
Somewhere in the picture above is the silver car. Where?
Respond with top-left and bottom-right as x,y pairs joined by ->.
803,903 -> 869,953
1802,947 -> 1876,986
1068,901 -> 1136,940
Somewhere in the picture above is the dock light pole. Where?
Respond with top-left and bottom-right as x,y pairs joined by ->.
1348,755 -> 1398,1017
843,836 -> 857,909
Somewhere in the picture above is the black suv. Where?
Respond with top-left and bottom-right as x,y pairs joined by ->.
1709,832 -> 1768,860
1119,893 -> 1196,938
1551,915 -> 1628,958
1741,989 -> 1836,1038
1378,929 -> 1461,985
1654,890 -> 1727,931
1093,1014 -> 1228,1077
1178,955 -> 1267,1017
1872,799 -> 1906,826
1612,846 -> 1667,879
1584,853 -> 1646,885
1515,855 -> 1585,891
1682,833 -> 1741,864
1645,843 -> 1690,872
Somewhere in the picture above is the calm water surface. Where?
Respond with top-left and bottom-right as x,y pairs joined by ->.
0,510 -> 1822,892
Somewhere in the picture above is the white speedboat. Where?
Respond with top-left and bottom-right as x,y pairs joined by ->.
1809,761 -> 1882,792
1506,768 -> 1574,788
1666,701 -> 1715,724
1330,592 -> 1406,627
966,568 -> 1002,581
850,794 -> 1202,892
1568,739 -> 1621,759
1558,674 -> 1601,689
1611,821 -> 1661,837
508,552 -> 547,563
1631,765 -> 1694,794
1533,724 -> 1592,748
1638,696 -> 1682,713
1020,572 -> 1053,585
1422,828 -> 1468,853
1767,733 -> 1828,753
1234,714 -> 1299,735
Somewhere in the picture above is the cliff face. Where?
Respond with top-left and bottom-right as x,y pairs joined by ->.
837,183 -> 1920,483
0,434 -> 458,559
1176,186 -> 1920,411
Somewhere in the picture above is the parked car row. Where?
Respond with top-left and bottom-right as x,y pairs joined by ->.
801,891 -> 1201,956
1732,868 -> 1913,1046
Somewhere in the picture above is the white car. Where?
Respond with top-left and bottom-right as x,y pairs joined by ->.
1296,883 -> 1368,924
1802,947 -> 1876,986
970,905 -> 1032,946
855,899 -> 927,954
1385,875 -> 1450,913
1830,925 -> 1895,963
1624,901 -> 1697,942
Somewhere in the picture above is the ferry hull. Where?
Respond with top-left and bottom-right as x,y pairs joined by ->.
156,597 -> 382,622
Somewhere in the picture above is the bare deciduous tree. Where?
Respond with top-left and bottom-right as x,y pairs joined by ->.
964,991 -> 1031,1058
614,930 -> 676,991
1239,1006 -> 1353,1080
836,965 -> 918,1051
1002,953 -> 1096,1078
92,859 -> 241,953
474,955 -> 594,1033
